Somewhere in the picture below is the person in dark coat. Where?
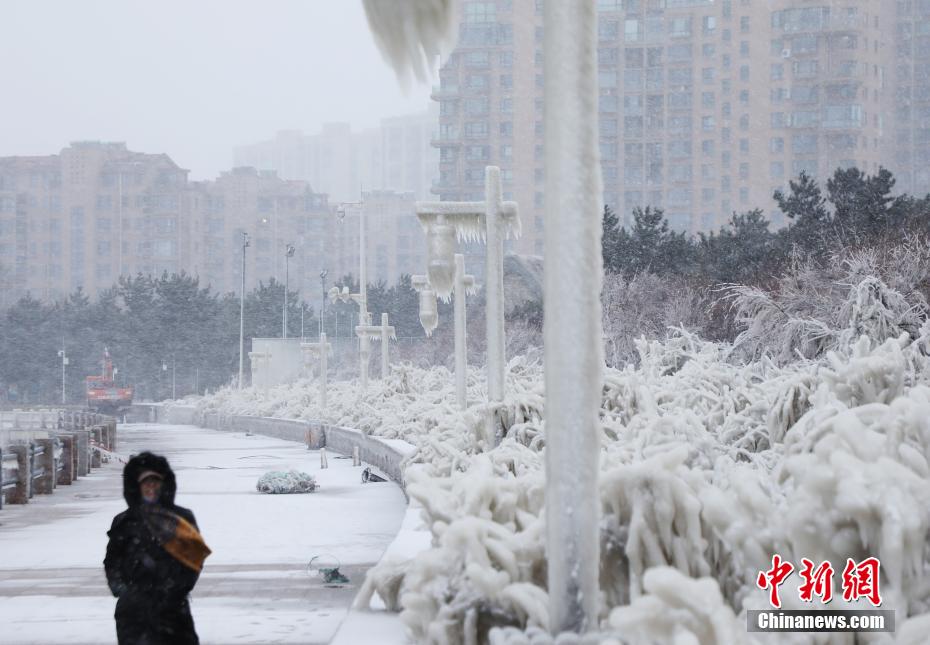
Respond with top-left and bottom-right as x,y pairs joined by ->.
104,452 -> 211,645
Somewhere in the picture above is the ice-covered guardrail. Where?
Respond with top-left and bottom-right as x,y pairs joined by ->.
139,404 -> 416,492
0,410 -> 117,510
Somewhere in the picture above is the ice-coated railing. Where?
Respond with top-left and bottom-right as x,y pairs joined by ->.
0,409 -> 116,510
137,403 -> 415,492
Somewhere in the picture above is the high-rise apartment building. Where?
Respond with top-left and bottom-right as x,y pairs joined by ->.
233,107 -> 439,203
435,0 -> 923,247
0,143 -> 428,308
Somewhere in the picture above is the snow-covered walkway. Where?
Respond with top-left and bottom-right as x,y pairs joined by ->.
0,423 -> 407,644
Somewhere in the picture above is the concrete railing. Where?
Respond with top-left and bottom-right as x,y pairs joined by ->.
1,411 -> 117,511
140,404 -> 416,492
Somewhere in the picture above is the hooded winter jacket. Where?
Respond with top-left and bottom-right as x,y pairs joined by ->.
104,452 -> 209,645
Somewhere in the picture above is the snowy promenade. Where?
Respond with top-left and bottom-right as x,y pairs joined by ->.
0,423 -> 407,644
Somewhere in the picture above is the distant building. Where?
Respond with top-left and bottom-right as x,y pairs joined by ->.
0,143 -> 428,309
435,0 -> 922,244
233,107 -> 439,202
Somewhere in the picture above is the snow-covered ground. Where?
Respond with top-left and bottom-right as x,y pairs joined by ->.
0,423 -> 406,644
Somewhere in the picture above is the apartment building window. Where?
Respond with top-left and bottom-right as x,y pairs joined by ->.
703,16 -> 716,35
703,43 -> 715,57
722,54 -> 731,70
465,121 -> 489,138
464,2 -> 496,24
96,195 -> 112,211
96,240 -> 111,256
602,70 -> 619,88
466,145 -> 490,161
625,19 -> 642,43
792,110 -> 819,128
722,127 -> 731,143
623,69 -> 641,91
668,140 -> 692,159
702,67 -> 715,84
793,60 -> 818,78
499,98 -> 513,113
702,92 -> 715,108
599,47 -> 619,65
96,217 -> 111,233
668,44 -> 692,62
792,133 -> 818,154
722,28 -> 731,42
669,164 -> 692,182
771,112 -> 787,128
739,65 -> 749,82
624,94 -> 644,115
702,117 -> 715,131
722,79 -> 732,95
770,161 -> 785,180
597,0 -> 622,10
646,47 -> 662,67
440,100 -> 458,116
465,98 -> 489,115
702,164 -> 715,180
739,115 -> 749,130
740,16 -> 749,32
669,115 -> 691,134
600,119 -> 619,137
600,19 -> 619,40
464,52 -> 490,68
646,68 -> 663,90
625,116 -> 644,137
465,168 -> 485,184
600,95 -> 619,113
669,17 -> 692,38
644,16 -> 662,42
793,159 -> 818,176
739,162 -> 749,179
771,64 -> 784,81
500,74 -> 512,89
466,74 -> 488,89
702,139 -> 715,156
669,91 -> 692,109
823,104 -> 864,128
740,187 -> 749,203
770,137 -> 785,153
625,48 -> 644,68
500,51 -> 513,67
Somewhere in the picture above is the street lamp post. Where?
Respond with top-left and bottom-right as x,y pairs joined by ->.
57,343 -> 68,405
283,244 -> 295,339
238,232 -> 250,390
331,202 -> 372,394
320,269 -> 328,336
415,167 -> 519,430
412,254 -> 475,411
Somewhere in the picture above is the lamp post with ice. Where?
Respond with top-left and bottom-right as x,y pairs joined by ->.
57,344 -> 68,405
331,201 -> 372,393
283,244 -> 295,339
415,166 -> 519,426
238,232 -> 250,389
412,253 -> 475,411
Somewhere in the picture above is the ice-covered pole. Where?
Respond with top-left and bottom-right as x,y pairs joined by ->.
319,331 -> 328,410
544,1 -> 603,635
485,166 -> 505,407
454,254 -> 467,410
380,313 -> 390,379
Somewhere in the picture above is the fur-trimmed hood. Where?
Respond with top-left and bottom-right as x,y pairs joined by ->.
122,452 -> 177,507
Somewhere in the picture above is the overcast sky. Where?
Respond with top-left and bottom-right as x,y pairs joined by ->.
0,1 -> 433,180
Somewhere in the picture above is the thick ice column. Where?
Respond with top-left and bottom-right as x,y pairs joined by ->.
319,332 -> 328,410
543,2 -> 603,635
485,167 -> 506,405
454,254 -> 467,410
381,313 -> 390,379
